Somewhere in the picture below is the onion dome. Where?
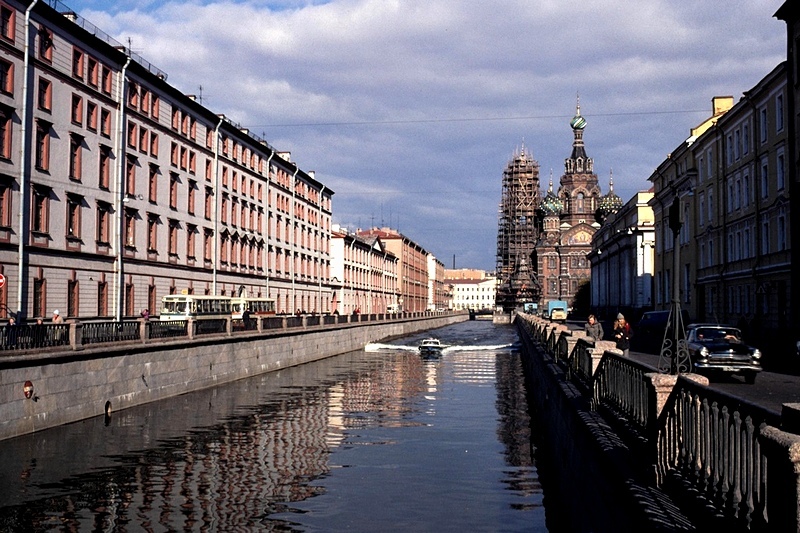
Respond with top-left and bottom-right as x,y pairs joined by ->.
540,173 -> 563,216
596,170 -> 623,223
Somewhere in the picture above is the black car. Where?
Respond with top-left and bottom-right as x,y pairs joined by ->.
635,310 -> 691,353
685,324 -> 762,384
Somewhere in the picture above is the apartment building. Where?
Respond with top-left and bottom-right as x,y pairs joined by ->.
447,274 -> 497,311
356,227 -> 432,312
0,0 -> 332,319
650,74 -> 792,357
426,254 -> 447,310
329,226 -> 398,314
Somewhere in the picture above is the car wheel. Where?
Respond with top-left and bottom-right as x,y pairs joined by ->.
744,373 -> 757,385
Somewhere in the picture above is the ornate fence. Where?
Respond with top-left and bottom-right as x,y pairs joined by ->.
516,312 -> 800,531
0,311 -> 454,354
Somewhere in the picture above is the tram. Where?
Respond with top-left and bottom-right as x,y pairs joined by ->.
159,295 -> 234,321
231,297 -> 276,319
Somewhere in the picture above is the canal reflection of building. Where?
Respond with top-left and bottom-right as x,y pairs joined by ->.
0,346 -> 540,530
0,351 -> 436,530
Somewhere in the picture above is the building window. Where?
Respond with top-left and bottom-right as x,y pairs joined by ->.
169,172 -> 178,209
151,95 -> 160,119
32,185 -> 50,234
760,158 -> 769,198
66,194 -> 81,238
127,122 -> 137,148
68,280 -> 79,318
148,285 -> 157,317
776,94 -> 784,132
100,108 -> 111,137
38,25 -> 53,62
761,221 -> 770,255
33,278 -> 45,319
168,219 -> 179,256
188,179 -> 196,215
69,135 -> 83,180
0,109 -> 11,159
150,132 -> 159,157
205,187 -> 213,219
124,208 -> 136,247
99,146 -> 111,189
187,223 -> 196,260
138,127 -> 148,153
0,4 -> 15,42
37,78 -> 52,111
125,283 -> 134,317
86,101 -> 97,131
97,201 -> 111,244
126,156 -> 137,197
35,120 -> 50,171
778,214 -> 787,251
71,94 -> 83,125
204,229 -> 212,262
97,281 -> 108,317
0,58 -> 13,94
759,107 -> 768,143
72,48 -> 84,79
87,56 -> 98,87
102,66 -> 112,95
777,151 -> 786,190
0,179 -> 11,227
147,214 -> 158,252
148,165 -> 158,203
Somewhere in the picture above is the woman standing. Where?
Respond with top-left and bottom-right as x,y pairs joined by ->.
613,313 -> 632,356
584,314 -> 604,342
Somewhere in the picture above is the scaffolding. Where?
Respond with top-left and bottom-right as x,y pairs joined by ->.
495,147 -> 543,313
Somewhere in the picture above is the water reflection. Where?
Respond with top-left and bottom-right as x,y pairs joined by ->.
0,321 -> 546,532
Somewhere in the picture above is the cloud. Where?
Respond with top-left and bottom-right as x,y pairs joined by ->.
65,0 -> 786,269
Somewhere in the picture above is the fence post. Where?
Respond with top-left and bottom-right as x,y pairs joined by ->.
140,318 -> 148,343
757,403 -> 800,532
69,321 -> 82,350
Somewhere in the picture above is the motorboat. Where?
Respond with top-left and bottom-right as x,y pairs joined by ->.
418,338 -> 444,357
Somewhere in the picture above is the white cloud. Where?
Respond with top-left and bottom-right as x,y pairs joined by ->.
65,0 -> 787,269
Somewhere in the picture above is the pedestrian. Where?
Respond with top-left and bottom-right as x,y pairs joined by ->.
242,307 -> 251,329
4,316 -> 17,348
140,308 -> 150,321
51,309 -> 65,344
584,314 -> 604,342
613,313 -> 632,356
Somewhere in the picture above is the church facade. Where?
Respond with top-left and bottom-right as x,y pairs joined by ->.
535,103 -> 619,310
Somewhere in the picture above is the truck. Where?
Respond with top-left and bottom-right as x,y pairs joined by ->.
547,300 -> 569,322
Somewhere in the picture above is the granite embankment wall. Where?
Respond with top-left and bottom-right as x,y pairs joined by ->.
0,314 -> 466,442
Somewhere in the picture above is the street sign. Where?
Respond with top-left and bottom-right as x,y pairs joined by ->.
0,273 -> 5,288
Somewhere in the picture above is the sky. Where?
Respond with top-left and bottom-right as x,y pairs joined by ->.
58,0 -> 786,271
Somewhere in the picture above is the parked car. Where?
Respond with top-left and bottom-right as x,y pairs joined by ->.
634,310 -> 691,353
685,324 -> 762,384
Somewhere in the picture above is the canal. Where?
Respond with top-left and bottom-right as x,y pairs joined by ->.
0,320 -> 553,532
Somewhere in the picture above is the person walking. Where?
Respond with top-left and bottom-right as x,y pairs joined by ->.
584,314 -> 604,342
613,313 -> 632,356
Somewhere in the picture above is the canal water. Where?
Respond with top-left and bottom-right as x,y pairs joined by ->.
0,320 -> 551,532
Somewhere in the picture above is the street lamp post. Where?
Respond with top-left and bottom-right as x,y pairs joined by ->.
658,198 -> 691,374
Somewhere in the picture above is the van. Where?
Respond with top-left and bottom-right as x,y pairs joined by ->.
635,310 -> 691,353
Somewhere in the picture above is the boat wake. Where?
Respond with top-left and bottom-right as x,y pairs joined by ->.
365,342 -> 514,354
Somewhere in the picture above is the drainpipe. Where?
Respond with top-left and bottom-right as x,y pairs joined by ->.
264,150 -> 274,297
317,185 -> 325,312
113,55 -> 131,322
211,116 -> 223,294
16,0 -> 40,320
290,167 -> 298,310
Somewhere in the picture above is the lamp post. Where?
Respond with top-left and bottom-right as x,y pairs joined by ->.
658,197 -> 691,374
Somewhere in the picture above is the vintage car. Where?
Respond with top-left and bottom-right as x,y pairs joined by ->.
686,324 -> 762,384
